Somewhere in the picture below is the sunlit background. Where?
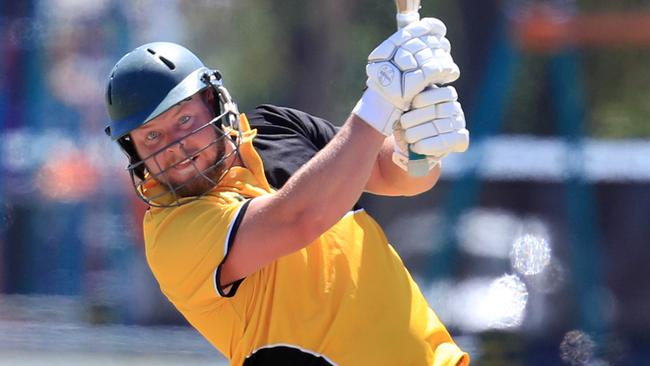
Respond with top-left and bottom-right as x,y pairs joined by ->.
1,0 -> 649,365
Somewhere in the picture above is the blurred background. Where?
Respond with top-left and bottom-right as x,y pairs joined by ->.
1,0 -> 649,365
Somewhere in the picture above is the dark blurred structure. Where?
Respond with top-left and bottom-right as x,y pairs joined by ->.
1,0 -> 649,364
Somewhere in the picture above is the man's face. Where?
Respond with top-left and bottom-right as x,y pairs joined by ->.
130,95 -> 230,197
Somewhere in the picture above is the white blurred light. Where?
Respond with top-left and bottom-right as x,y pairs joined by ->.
424,279 -> 454,320
126,0 -> 186,45
456,208 -> 520,258
425,274 -> 528,332
560,330 -> 596,366
2,131 -> 32,170
486,274 -> 528,329
1,130 -> 75,171
48,56 -> 107,108
511,234 -> 552,276
44,0 -> 110,21
440,136 -> 650,182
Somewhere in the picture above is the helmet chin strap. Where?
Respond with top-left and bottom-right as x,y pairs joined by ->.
202,70 -> 240,133
217,85 -> 240,132
209,81 -> 246,171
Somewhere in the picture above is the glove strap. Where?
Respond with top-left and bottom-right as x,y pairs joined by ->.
352,88 -> 402,136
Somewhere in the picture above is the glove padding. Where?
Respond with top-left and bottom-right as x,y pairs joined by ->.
393,86 -> 469,171
353,18 -> 460,136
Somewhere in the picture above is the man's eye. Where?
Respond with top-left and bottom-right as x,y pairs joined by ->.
179,116 -> 191,126
146,131 -> 160,141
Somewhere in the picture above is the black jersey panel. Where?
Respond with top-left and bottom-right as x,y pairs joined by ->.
243,345 -> 335,366
246,104 -> 339,190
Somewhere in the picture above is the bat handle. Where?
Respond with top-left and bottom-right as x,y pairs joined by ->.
396,11 -> 420,29
396,11 -> 430,177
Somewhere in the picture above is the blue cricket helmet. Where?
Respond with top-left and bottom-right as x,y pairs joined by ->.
105,41 -> 220,140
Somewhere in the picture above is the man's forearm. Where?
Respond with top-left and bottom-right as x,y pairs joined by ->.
365,136 -> 440,196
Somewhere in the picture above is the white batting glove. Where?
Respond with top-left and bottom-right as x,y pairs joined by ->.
392,86 -> 469,171
353,18 -> 460,136
392,128 -> 442,172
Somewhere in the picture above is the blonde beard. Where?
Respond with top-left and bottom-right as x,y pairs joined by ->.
153,138 -> 228,198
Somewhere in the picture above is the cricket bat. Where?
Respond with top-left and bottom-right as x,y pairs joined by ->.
394,0 -> 430,177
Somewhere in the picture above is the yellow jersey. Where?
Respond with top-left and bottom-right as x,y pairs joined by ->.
142,106 -> 469,366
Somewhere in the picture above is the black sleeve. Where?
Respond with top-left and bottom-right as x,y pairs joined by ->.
246,104 -> 340,189
248,104 -> 339,149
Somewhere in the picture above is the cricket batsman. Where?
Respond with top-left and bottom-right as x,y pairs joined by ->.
104,16 -> 470,366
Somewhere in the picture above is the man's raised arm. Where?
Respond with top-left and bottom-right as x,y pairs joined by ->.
221,18 -> 460,285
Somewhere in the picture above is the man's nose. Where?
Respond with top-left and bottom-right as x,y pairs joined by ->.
166,128 -> 193,151
166,139 -> 194,163
166,139 -> 185,153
